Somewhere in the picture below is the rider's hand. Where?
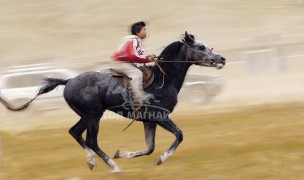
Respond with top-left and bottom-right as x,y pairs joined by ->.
147,54 -> 156,62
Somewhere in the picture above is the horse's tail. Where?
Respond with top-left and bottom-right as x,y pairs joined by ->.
0,77 -> 70,111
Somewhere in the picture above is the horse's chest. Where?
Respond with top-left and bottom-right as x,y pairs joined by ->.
154,92 -> 177,112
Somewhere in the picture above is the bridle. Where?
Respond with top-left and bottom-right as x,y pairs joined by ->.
156,40 -> 214,67
149,40 -> 215,89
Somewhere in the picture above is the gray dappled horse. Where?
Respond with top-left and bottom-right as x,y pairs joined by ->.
0,32 -> 226,172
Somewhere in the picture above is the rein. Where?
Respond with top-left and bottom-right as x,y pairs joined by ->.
151,41 -> 212,89
156,41 -> 212,65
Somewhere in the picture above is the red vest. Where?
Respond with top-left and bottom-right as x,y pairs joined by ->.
112,35 -> 150,63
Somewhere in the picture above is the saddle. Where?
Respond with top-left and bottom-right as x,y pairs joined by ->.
109,66 -> 154,89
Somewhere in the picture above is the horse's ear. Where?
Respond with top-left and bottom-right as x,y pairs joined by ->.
184,31 -> 194,43
185,31 -> 189,37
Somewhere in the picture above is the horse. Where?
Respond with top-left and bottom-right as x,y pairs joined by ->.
0,31 -> 226,172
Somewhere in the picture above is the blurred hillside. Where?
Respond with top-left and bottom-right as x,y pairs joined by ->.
0,0 -> 303,70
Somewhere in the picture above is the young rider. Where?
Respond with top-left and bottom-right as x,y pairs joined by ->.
112,21 -> 155,104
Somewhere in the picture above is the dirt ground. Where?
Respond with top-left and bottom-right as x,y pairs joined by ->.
0,0 -> 304,179
1,102 -> 304,180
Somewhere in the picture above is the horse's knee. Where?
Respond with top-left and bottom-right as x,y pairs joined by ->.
176,131 -> 183,142
146,146 -> 155,155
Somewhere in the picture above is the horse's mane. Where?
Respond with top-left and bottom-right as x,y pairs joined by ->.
148,40 -> 185,76
158,41 -> 183,61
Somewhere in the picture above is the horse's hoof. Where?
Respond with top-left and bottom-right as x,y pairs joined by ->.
87,161 -> 95,170
112,167 -> 121,173
156,155 -> 164,166
113,150 -> 121,159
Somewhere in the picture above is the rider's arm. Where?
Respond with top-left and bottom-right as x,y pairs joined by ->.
112,39 -> 151,63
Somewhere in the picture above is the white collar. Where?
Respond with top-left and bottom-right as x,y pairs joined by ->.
123,35 -> 143,42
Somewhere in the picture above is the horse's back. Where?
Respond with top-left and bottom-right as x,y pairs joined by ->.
63,70 -> 123,104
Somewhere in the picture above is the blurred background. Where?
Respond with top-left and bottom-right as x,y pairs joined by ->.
0,0 -> 304,179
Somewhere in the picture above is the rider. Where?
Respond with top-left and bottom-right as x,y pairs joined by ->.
112,21 -> 155,104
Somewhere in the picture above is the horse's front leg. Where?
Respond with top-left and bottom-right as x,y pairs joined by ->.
114,121 -> 156,159
156,118 -> 183,165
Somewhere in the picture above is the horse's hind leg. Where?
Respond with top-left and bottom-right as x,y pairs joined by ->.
114,122 -> 156,159
69,118 -> 98,168
69,118 -> 86,148
85,116 -> 120,172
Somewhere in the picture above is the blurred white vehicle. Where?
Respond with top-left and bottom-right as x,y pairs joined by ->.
180,73 -> 224,104
0,63 -> 224,113
0,64 -> 78,111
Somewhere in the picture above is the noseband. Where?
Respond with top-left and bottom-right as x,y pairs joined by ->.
181,40 -> 213,66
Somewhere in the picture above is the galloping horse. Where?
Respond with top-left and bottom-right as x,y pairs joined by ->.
0,31 -> 226,172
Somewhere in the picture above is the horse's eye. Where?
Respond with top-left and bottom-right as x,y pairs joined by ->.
199,45 -> 206,50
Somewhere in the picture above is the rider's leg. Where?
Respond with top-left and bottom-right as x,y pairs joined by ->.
128,67 -> 146,102
116,63 -> 150,102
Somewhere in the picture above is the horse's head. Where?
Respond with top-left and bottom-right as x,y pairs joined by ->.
182,31 -> 226,69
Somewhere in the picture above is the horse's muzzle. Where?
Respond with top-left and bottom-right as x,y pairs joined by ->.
210,55 -> 225,69
216,57 -> 226,69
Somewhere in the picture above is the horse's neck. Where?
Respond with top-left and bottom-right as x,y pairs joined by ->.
168,63 -> 192,92
152,62 -> 192,93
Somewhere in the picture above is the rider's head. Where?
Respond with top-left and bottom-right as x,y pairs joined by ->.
131,21 -> 147,40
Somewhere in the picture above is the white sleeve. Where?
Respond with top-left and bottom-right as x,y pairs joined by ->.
132,39 -> 145,58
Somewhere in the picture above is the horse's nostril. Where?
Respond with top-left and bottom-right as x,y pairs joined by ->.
221,57 -> 226,61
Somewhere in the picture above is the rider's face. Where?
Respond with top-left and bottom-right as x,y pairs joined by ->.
136,27 -> 147,39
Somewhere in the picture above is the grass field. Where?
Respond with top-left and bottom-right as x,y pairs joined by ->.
1,102 -> 303,180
